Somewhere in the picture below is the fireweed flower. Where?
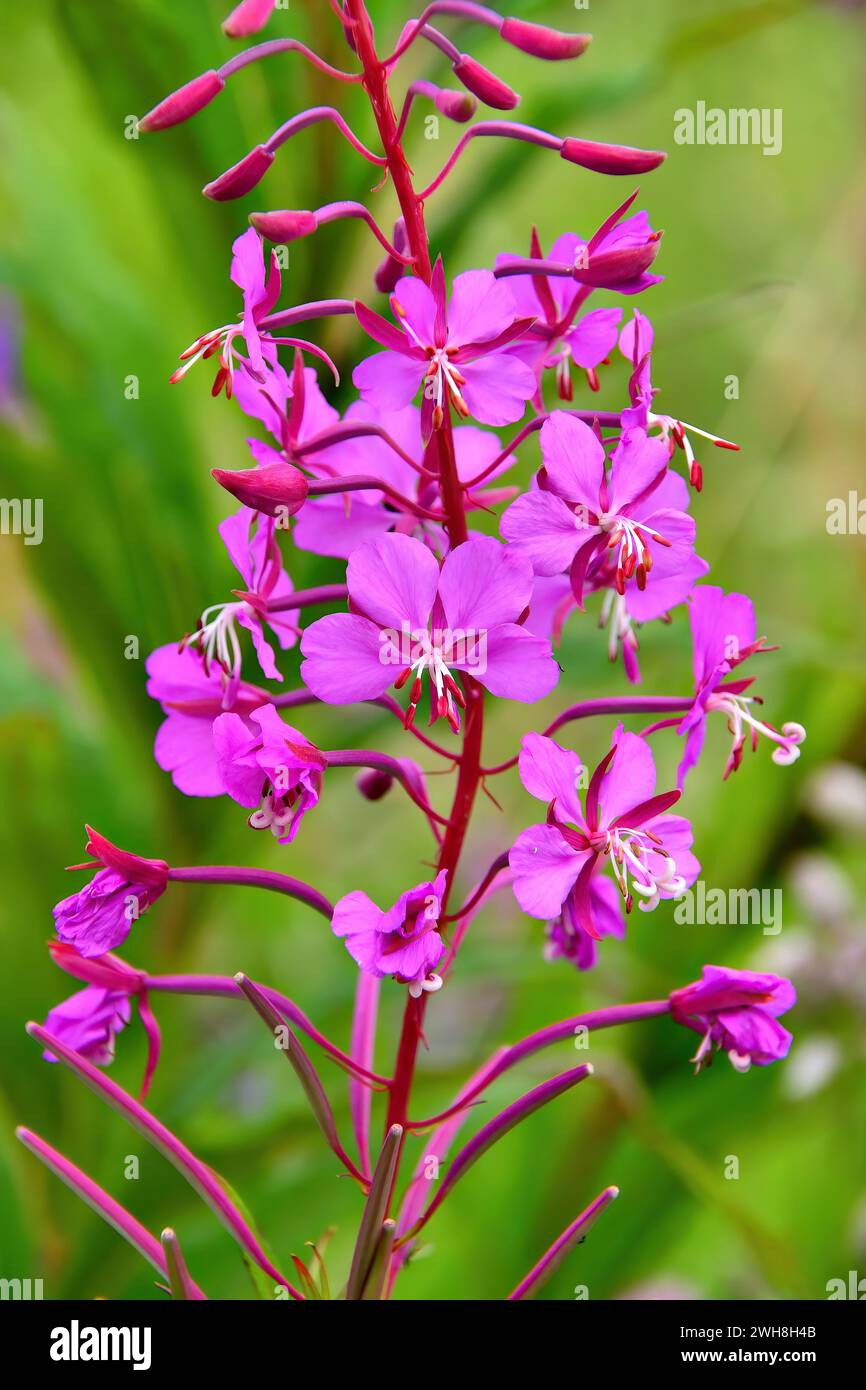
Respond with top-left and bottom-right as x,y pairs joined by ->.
677,585 -> 806,785
182,506 -> 297,703
669,965 -> 795,1072
510,728 -> 699,941
232,358 -> 338,470
53,828 -> 169,959
619,313 -> 739,491
501,411 -> 704,609
42,986 -> 131,1066
353,260 -> 536,439
146,643 -> 270,795
293,402 -> 515,559
300,532 -> 559,729
331,871 -> 448,996
213,702 -> 325,841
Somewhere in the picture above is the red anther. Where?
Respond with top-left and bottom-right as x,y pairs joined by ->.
625,893 -> 634,914
641,546 -> 653,573
653,533 -> 673,548
444,673 -> 467,709
690,460 -> 703,492
500,18 -> 591,61
447,705 -> 461,735
607,530 -> 622,550
168,366 -> 185,385
410,676 -> 423,704
671,421 -> 685,448
140,71 -> 225,133
432,404 -> 444,430
212,366 -> 229,398
452,55 -> 519,111
557,365 -> 573,401
203,145 -> 274,201
394,666 -> 413,690
713,438 -> 740,451
623,551 -> 637,579
615,568 -> 626,597
585,367 -> 600,392
404,703 -> 417,731
636,564 -> 647,591
437,693 -> 448,720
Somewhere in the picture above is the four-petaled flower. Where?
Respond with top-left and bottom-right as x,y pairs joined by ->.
677,586 -> 805,785
213,702 -> 325,841
331,871 -> 449,995
510,728 -> 699,944
353,259 -> 536,440
669,965 -> 795,1072
300,532 -> 559,730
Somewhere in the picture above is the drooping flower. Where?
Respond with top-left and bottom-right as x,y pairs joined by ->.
331,871 -> 448,995
510,728 -> 699,943
300,532 -> 559,729
181,507 -> 297,705
213,703 -> 325,841
501,411 -> 705,610
42,986 -> 132,1066
677,586 -> 806,785
53,828 -> 169,959
353,259 -> 536,439
293,401 -> 515,559
619,312 -> 739,491
146,643 -> 270,796
669,964 -> 795,1072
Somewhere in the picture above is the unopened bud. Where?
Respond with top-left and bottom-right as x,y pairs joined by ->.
560,139 -> 667,176
204,146 -> 274,201
500,18 -> 591,61
211,464 -> 308,517
249,209 -> 318,242
222,0 -> 275,38
573,235 -> 662,289
139,71 -> 224,133
356,768 -> 394,802
434,88 -> 478,123
374,219 -> 408,295
452,55 -> 519,111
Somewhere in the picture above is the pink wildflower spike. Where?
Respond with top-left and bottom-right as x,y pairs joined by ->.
223,0 -> 275,38
452,53 -> 519,109
203,145 -> 274,200
669,965 -> 796,1073
211,462 -> 309,517
139,71 -> 225,132
561,138 -> 666,175
500,17 -> 591,60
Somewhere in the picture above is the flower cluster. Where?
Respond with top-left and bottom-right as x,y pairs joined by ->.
21,1 -> 804,1302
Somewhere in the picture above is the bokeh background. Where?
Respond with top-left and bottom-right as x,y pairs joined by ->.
1,0 -> 865,1301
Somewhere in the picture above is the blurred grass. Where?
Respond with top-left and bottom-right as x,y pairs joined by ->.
1,0 -> 865,1300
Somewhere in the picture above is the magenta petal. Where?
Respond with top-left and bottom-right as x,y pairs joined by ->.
459,353 -> 535,427
300,613 -> 394,703
293,496 -> 393,560
438,535 -> 532,632
155,712 -> 226,797
446,269 -> 519,347
567,308 -> 622,368
500,489 -> 583,577
392,275 -> 439,343
608,429 -> 670,512
212,712 -> 264,807
510,824 -> 586,918
597,729 -> 656,826
347,532 -> 439,631
353,350 -> 423,411
539,411 -> 605,507
455,623 -> 559,702
519,732 -> 584,825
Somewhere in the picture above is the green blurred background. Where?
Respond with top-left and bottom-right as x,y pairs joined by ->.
1,0 -> 865,1301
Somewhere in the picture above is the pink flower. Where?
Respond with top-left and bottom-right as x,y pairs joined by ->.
182,507 -> 297,704
501,412 -> 705,610
545,874 -> 625,971
146,644 -> 269,796
669,965 -> 795,1072
332,871 -> 448,995
232,358 -> 338,469
353,259 -> 536,439
300,532 -> 559,729
53,828 -> 168,959
213,703 -> 325,842
42,986 -> 131,1066
510,728 -> 699,942
677,586 -> 805,785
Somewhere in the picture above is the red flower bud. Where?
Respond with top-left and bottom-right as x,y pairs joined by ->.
434,88 -> 478,123
212,464 -> 309,518
248,209 -> 318,242
83,826 -> 169,888
203,146 -> 274,201
139,71 -> 225,133
500,18 -> 591,61
222,0 -> 275,38
452,55 -> 519,111
560,138 -> 666,176
573,235 -> 663,289
356,768 -> 394,802
48,941 -> 145,994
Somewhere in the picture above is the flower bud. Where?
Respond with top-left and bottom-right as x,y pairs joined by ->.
500,18 -> 591,61
222,0 -> 275,37
356,768 -> 394,802
203,146 -> 274,201
560,138 -> 667,176
48,942 -> 144,994
573,235 -> 662,289
248,209 -> 318,242
212,464 -> 309,518
374,219 -> 408,295
139,71 -> 225,133
434,88 -> 478,123
452,55 -> 519,111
